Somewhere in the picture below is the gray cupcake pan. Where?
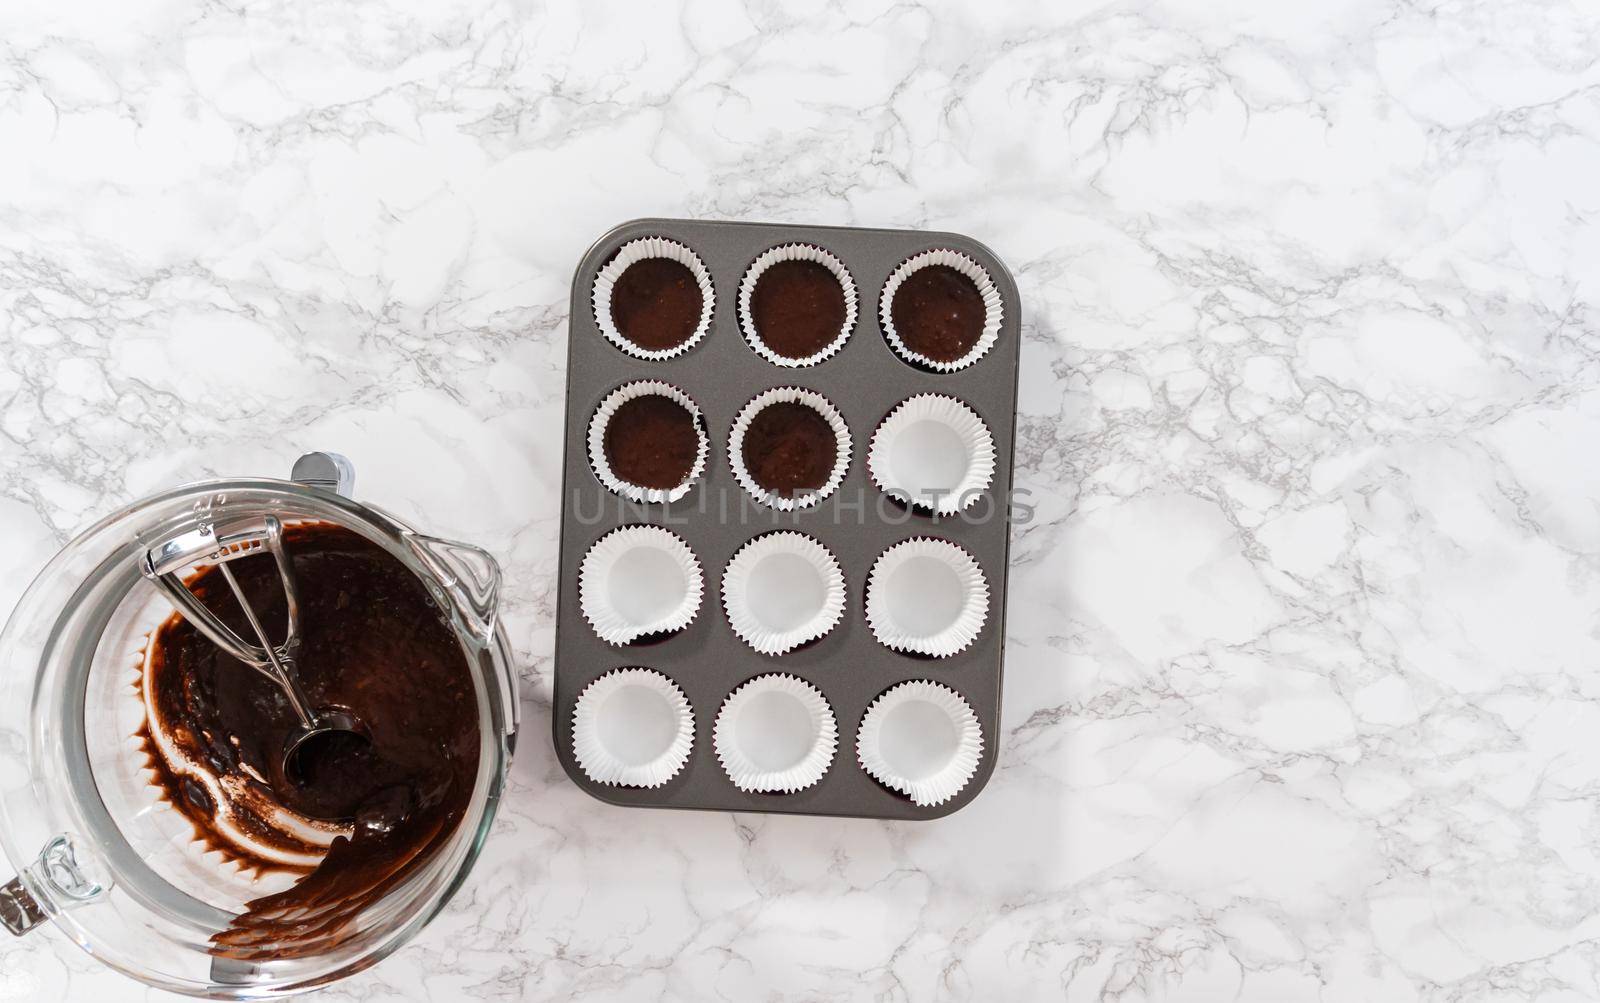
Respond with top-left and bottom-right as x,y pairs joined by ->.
553,217 -> 1019,820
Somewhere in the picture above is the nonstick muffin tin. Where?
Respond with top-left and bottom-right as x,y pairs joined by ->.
554,217 -> 1020,819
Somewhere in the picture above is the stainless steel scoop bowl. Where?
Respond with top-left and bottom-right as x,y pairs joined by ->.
138,482 -> 371,794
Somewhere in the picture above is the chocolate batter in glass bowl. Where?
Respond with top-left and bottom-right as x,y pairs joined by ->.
139,522 -> 480,959
0,455 -> 518,997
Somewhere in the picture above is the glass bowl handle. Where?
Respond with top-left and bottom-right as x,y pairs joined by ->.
403,534 -> 518,740
405,535 -> 502,644
2,835 -> 111,937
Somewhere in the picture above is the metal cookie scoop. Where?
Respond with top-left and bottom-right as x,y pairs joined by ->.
140,514 -> 369,790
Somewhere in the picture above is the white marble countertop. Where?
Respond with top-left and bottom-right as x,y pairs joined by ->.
3,0 -> 1598,1000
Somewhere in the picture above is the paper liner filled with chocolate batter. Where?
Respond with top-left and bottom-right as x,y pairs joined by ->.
591,236 -> 715,361
879,248 -> 1003,372
727,386 -> 852,511
737,243 -> 858,367
587,380 -> 710,503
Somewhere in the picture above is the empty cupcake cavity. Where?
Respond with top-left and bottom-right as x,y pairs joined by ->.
739,244 -> 858,367
728,387 -> 852,510
865,538 -> 989,657
856,680 -> 982,806
588,381 -> 709,503
591,237 -> 715,360
868,394 -> 996,514
714,674 -> 837,793
879,249 -> 1003,372
579,526 -> 704,645
572,668 -> 695,788
722,531 -> 846,655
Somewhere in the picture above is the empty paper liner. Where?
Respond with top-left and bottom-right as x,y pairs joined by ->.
865,537 -> 990,658
857,680 -> 983,807
722,531 -> 846,656
714,674 -> 837,793
868,393 -> 996,514
572,668 -> 695,788
578,525 -> 704,646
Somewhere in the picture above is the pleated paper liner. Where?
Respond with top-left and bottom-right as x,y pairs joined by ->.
721,531 -> 846,656
586,380 -> 710,504
591,236 -> 715,360
727,386 -> 852,511
713,674 -> 837,793
578,525 -> 704,646
572,668 -> 695,788
737,243 -> 858,368
864,537 -> 989,657
879,248 -> 1003,372
856,680 -> 983,807
867,393 -> 995,515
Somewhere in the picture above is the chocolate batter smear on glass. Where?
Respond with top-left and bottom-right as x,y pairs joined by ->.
608,256 -> 704,352
749,260 -> 847,360
890,264 -> 985,363
135,523 -> 478,959
740,401 -> 838,497
603,394 -> 700,490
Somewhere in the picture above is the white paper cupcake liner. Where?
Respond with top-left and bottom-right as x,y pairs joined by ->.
737,243 -> 859,368
728,386 -> 852,511
714,674 -> 837,793
864,537 -> 989,657
572,668 -> 695,788
579,525 -> 704,645
591,237 -> 715,360
721,531 -> 846,655
586,380 -> 710,503
867,394 -> 996,515
856,680 -> 983,807
879,249 -> 1003,372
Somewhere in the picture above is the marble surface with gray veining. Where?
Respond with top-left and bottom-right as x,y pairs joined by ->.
3,0 -> 1600,999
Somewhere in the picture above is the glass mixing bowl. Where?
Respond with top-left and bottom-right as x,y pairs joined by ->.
0,454 -> 518,997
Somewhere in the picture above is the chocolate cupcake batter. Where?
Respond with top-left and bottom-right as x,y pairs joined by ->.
608,257 -> 704,352
749,259 -> 847,360
603,394 -> 700,490
137,523 -> 479,960
890,264 -> 986,364
740,401 -> 838,497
